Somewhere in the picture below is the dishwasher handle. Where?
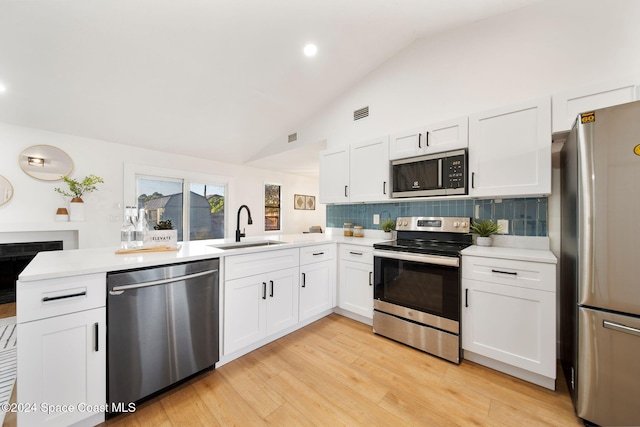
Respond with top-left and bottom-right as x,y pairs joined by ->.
109,269 -> 217,295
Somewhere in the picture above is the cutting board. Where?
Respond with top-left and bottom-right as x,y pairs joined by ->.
115,245 -> 180,255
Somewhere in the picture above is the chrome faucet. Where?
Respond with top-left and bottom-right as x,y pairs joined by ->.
235,205 -> 253,242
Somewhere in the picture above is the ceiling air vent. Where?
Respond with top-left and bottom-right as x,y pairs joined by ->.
288,132 -> 297,143
354,106 -> 369,121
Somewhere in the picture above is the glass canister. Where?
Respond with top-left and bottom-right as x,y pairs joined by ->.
353,225 -> 364,238
343,222 -> 354,237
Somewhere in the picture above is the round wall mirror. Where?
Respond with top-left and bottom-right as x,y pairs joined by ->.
19,145 -> 74,181
0,175 -> 14,206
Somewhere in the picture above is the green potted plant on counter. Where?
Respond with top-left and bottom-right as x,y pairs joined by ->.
54,174 -> 104,221
380,218 -> 396,239
470,219 -> 501,246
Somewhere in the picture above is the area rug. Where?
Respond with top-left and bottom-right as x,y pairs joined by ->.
0,317 -> 17,425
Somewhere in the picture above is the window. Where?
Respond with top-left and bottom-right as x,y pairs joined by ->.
265,184 -> 281,231
135,174 -> 226,241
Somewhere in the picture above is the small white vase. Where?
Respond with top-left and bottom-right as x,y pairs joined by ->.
476,236 -> 493,247
69,198 -> 85,221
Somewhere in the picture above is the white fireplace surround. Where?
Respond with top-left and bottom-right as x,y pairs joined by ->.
0,223 -> 86,250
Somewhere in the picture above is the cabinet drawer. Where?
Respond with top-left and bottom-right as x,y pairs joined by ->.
300,244 -> 335,265
462,256 -> 555,292
225,248 -> 299,281
17,273 -> 106,323
340,244 -> 373,264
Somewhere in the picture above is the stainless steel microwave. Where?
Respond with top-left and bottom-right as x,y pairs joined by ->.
391,149 -> 467,198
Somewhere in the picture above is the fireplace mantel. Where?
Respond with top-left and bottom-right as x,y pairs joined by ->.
0,222 -> 87,249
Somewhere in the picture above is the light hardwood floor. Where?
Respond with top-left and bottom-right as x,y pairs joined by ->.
0,303 -> 16,427
105,314 -> 583,427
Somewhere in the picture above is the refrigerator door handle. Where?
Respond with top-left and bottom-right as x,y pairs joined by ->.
603,320 -> 640,338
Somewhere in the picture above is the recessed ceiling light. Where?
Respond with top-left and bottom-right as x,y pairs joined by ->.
303,44 -> 317,57
0,83 -> 6,93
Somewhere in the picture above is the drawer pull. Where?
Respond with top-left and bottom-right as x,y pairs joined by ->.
42,291 -> 87,302
349,251 -> 363,256
94,323 -> 99,352
491,269 -> 517,276
312,252 -> 325,256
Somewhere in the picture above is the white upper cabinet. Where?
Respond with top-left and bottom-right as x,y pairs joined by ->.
552,76 -> 640,132
468,97 -> 551,198
349,136 -> 390,202
389,116 -> 468,160
319,147 -> 350,204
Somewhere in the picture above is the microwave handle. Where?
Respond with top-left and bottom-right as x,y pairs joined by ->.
438,159 -> 443,188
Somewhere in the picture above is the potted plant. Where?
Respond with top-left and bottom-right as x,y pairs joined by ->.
146,219 -> 178,248
380,218 -> 396,239
470,219 -> 501,246
54,174 -> 104,221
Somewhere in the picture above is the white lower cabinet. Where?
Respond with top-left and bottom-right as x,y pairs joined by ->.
299,244 -> 335,322
17,273 -> 106,427
224,267 -> 299,355
338,245 -> 374,319
461,254 -> 556,389
18,307 -> 106,427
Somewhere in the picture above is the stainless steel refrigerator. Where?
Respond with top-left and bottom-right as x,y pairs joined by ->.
560,100 -> 640,426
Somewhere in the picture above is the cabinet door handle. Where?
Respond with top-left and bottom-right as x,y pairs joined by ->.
344,185 -> 348,198
465,289 -> 469,307
301,272 -> 306,288
471,172 -> 475,189
418,133 -> 422,148
262,282 -> 267,300
425,131 -> 430,147
349,251 -> 363,256
269,280 -> 274,297
312,252 -> 324,256
383,181 -> 387,195
94,322 -> 99,352
491,269 -> 518,276
369,272 -> 373,286
42,291 -> 87,302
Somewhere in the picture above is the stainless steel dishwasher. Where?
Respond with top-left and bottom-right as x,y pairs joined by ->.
106,258 -> 219,411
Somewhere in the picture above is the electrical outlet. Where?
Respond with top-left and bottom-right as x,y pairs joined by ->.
373,214 -> 380,225
497,219 -> 509,234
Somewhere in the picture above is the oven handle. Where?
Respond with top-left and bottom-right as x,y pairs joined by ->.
373,250 -> 459,267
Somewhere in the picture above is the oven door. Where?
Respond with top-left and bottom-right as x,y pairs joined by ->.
373,250 -> 460,323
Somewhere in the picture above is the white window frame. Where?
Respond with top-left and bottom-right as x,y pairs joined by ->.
124,163 -> 232,241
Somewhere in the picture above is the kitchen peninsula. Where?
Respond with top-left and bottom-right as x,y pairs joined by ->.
16,232 -> 383,427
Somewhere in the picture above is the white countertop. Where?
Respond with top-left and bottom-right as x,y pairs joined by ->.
461,245 -> 557,264
18,233 -> 386,282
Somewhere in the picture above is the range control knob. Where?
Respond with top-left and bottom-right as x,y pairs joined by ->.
453,221 -> 460,227
461,221 -> 468,228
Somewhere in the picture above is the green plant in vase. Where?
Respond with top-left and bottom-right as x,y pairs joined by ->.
380,218 -> 396,232
470,219 -> 502,246
54,174 -> 104,202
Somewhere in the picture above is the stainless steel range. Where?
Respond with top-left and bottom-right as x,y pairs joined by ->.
373,216 -> 471,364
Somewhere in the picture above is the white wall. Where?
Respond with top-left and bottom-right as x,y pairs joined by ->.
295,0 -> 640,150
293,0 -> 640,255
0,122 -> 324,248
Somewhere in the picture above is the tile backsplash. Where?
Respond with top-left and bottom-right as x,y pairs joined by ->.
326,197 -> 548,236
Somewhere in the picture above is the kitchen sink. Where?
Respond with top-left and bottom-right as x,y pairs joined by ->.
209,240 -> 287,250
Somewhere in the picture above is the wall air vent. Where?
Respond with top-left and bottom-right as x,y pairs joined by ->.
288,132 -> 297,143
353,106 -> 369,121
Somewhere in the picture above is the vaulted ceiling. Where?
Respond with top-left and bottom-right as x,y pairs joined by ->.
0,0 -> 542,176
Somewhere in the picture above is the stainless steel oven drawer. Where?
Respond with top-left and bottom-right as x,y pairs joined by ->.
373,310 -> 460,364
